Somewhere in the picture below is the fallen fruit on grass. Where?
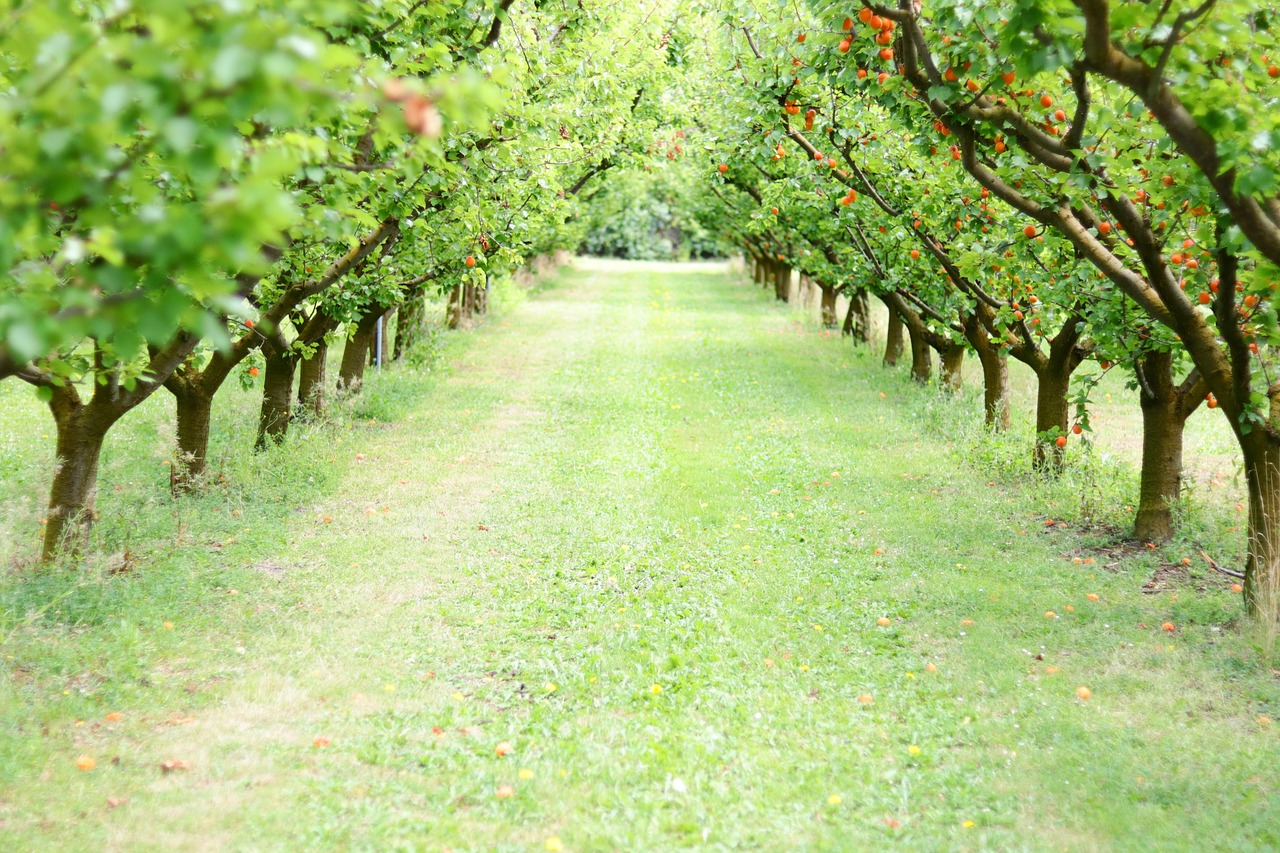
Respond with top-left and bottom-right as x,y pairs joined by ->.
925,662 -> 937,673
1086,593 -> 1099,601
495,741 -> 514,756
76,755 -> 97,771
313,737 -> 331,748
105,712 -> 122,722
1161,622 -> 1175,632
159,759 -> 191,774
1076,686 -> 1092,700
1232,583 -> 1244,593
1044,611 -> 1057,619
858,694 -> 874,704
877,617 -> 892,627
496,784 -> 515,799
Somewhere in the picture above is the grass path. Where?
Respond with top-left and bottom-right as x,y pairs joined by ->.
4,261 -> 1279,851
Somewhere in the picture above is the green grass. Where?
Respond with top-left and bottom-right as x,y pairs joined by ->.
2,260 -> 1278,851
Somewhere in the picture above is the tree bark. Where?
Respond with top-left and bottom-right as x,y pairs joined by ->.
842,288 -> 872,343
963,307 -> 1011,431
1241,436 -> 1280,620
446,284 -> 466,329
171,385 -> 213,493
255,347 -> 296,450
298,339 -> 327,420
338,310 -> 380,393
938,343 -> 965,392
897,302 -> 932,384
394,287 -> 427,360
774,263 -> 792,302
819,284 -> 838,329
883,298 -> 904,367
1032,368 -> 1071,472
1003,313 -> 1088,474
40,332 -> 198,561
1133,351 -> 1205,541
43,392 -> 112,562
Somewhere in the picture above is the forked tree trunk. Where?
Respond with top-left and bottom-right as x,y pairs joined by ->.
41,333 -> 199,561
883,299 -> 904,367
338,310 -> 380,393
1011,313 -> 1087,475
819,284 -> 838,329
938,343 -> 965,392
963,306 -> 1011,431
255,348 -> 295,450
842,288 -> 872,343
298,340 -> 327,419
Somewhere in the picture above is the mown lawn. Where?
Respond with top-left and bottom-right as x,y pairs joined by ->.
1,260 -> 1277,851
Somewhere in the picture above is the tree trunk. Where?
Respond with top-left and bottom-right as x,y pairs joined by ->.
255,348 -> 296,450
1011,313 -> 1087,474
394,289 -> 427,360
1031,362 -> 1072,473
819,285 -> 838,329
774,263 -> 792,302
753,258 -> 766,286
298,340 -> 327,420
883,299 -> 904,367
338,310 -> 380,393
1133,351 -> 1205,542
446,284 -> 465,329
899,306 -> 931,384
172,386 -> 213,493
842,288 -> 871,343
938,343 -> 965,392
1241,437 -> 1280,620
963,307 -> 1011,430
43,396 -> 111,562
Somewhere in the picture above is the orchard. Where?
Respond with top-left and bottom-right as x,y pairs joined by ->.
3,1 -> 1280,848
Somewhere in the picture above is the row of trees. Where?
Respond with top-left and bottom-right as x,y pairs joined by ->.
0,1 -> 689,562
696,0 -> 1280,622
